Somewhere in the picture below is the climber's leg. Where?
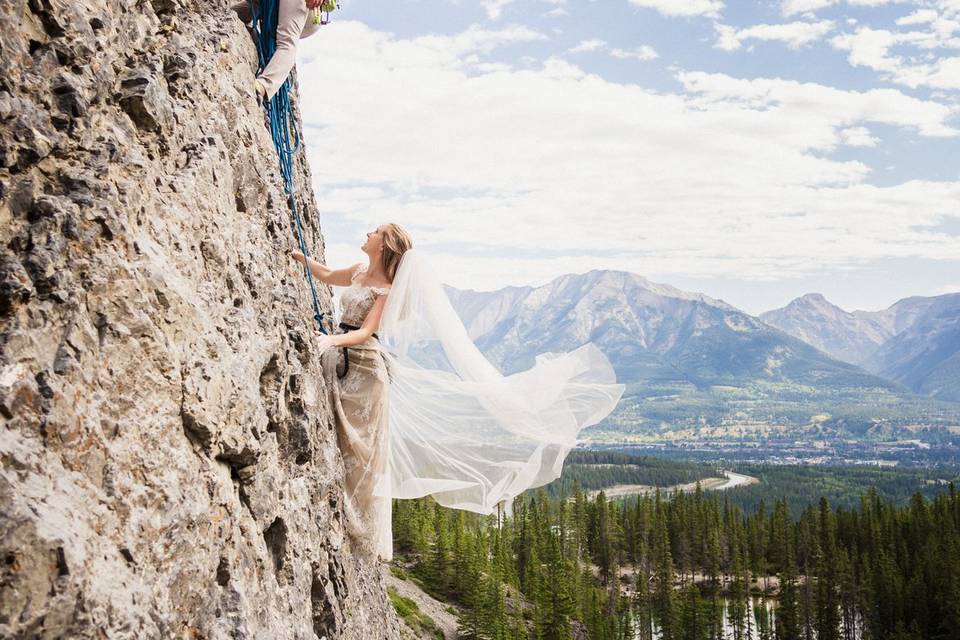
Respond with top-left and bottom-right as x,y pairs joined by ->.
257,0 -> 310,100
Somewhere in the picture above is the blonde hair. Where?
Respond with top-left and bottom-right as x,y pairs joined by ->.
381,223 -> 413,283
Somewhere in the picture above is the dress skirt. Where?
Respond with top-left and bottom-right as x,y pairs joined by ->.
323,337 -> 393,561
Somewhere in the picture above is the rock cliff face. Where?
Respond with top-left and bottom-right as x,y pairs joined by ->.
0,1 -> 402,638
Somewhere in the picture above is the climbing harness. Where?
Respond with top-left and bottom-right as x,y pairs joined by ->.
248,0 -> 329,333
334,322 -> 379,379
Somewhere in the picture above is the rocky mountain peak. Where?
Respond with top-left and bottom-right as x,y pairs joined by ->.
782,292 -> 847,316
796,292 -> 829,305
537,269 -> 733,311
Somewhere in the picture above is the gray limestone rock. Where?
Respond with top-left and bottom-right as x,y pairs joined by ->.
0,1 -> 403,638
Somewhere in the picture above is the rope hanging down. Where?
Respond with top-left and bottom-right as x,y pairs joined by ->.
249,0 -> 328,333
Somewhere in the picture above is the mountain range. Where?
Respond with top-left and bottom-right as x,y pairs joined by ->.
443,270 -> 960,437
762,292 -> 960,402
446,271 -> 889,388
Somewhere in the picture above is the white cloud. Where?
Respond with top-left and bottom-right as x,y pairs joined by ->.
714,24 -> 741,51
781,0 -> 907,17
628,0 -> 724,19
714,20 -> 835,51
782,0 -> 837,15
823,0 -> 960,90
474,62 -> 514,73
831,21 -> 960,90
540,0 -> 569,17
568,38 -> 607,53
297,22 -> 960,290
839,125 -> 879,146
568,39 -> 658,60
610,45 -> 659,60
485,0 -> 515,21
930,283 -> 960,295
385,23 -> 546,63
831,27 -> 901,73
896,9 -> 939,26
924,55 -> 960,88
679,71 -> 956,137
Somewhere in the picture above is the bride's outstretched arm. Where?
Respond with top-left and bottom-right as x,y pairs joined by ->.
290,252 -> 359,286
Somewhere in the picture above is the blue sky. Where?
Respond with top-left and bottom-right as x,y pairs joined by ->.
296,0 -> 959,314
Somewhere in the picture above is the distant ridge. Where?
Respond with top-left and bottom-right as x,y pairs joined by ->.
763,292 -> 960,401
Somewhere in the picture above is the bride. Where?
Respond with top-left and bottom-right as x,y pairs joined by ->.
291,224 -> 624,561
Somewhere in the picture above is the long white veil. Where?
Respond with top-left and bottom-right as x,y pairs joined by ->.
372,250 -> 625,516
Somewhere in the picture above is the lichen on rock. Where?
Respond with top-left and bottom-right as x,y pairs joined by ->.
0,0 -> 402,637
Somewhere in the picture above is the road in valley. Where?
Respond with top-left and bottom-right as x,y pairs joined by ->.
586,469 -> 759,500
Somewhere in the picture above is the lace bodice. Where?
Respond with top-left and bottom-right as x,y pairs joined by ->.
339,264 -> 391,327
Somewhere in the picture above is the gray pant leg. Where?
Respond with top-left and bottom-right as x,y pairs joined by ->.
256,0 -> 309,99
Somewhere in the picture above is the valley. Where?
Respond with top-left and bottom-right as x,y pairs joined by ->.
445,271 -> 960,443
583,431 -> 960,466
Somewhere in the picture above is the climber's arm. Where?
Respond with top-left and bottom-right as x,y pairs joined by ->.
330,293 -> 387,348
291,253 -> 359,286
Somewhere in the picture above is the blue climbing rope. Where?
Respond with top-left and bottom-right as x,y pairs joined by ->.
249,0 -> 328,334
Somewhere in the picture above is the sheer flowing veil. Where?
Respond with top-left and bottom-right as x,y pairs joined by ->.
373,250 -> 625,516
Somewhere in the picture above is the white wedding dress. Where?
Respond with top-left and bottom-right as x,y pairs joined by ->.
325,251 -> 624,561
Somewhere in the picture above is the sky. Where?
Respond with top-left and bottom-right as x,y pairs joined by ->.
295,0 -> 960,315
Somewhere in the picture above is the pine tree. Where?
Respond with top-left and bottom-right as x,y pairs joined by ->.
428,500 -> 452,595
797,507 -> 818,640
453,510 -> 469,600
508,580 -> 529,640
678,583 -> 710,640
594,490 -> 615,585
816,497 -> 841,640
775,512 -> 802,640
837,546 -> 859,640
704,526 -> 724,640
727,518 -> 749,640
653,493 -> 678,640
535,524 -> 574,640
635,566 -> 654,640
456,531 -> 487,639
485,544 -> 509,640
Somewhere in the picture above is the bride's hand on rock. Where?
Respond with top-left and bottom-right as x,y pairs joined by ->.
291,250 -> 305,264
315,332 -> 336,355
